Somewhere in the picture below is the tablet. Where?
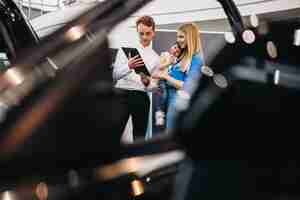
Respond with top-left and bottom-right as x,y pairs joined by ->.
121,47 -> 150,76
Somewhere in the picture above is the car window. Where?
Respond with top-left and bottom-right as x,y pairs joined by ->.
0,0 -> 39,72
0,23 -> 12,71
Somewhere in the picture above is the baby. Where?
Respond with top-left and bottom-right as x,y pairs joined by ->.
140,43 -> 182,87
152,43 -> 183,127
159,42 -> 182,72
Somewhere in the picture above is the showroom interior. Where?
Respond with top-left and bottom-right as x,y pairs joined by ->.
0,0 -> 300,200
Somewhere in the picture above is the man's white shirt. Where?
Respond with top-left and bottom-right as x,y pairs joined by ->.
113,43 -> 160,91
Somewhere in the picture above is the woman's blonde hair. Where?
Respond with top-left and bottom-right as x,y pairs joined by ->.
177,23 -> 201,63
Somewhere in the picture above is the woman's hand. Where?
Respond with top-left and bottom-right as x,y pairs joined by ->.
152,70 -> 168,80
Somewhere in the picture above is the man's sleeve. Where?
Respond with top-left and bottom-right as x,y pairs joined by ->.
112,48 -> 133,81
145,55 -> 161,91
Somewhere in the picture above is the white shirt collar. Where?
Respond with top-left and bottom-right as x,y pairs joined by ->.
138,42 -> 152,50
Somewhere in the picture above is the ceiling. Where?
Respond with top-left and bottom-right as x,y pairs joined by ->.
156,8 -> 300,33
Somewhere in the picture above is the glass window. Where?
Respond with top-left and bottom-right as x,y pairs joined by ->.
0,23 -> 12,71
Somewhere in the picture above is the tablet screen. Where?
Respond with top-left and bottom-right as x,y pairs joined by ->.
121,47 -> 150,76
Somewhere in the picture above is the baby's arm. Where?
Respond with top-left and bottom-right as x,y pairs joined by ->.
159,52 -> 175,70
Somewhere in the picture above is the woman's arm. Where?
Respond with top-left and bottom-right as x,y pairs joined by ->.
183,55 -> 203,94
152,68 -> 183,89
162,71 -> 183,89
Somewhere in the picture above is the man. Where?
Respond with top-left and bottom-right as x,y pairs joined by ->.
113,15 -> 159,140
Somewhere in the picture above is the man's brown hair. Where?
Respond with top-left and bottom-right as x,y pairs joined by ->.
136,15 -> 155,31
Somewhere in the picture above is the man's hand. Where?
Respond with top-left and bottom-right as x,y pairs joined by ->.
140,72 -> 150,86
128,54 -> 145,70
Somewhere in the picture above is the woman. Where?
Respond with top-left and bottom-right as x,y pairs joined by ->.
153,23 -> 203,129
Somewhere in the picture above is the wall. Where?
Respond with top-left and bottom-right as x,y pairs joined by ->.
153,30 -> 225,61
130,0 -> 300,25
30,0 -> 300,42
108,24 -> 139,49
